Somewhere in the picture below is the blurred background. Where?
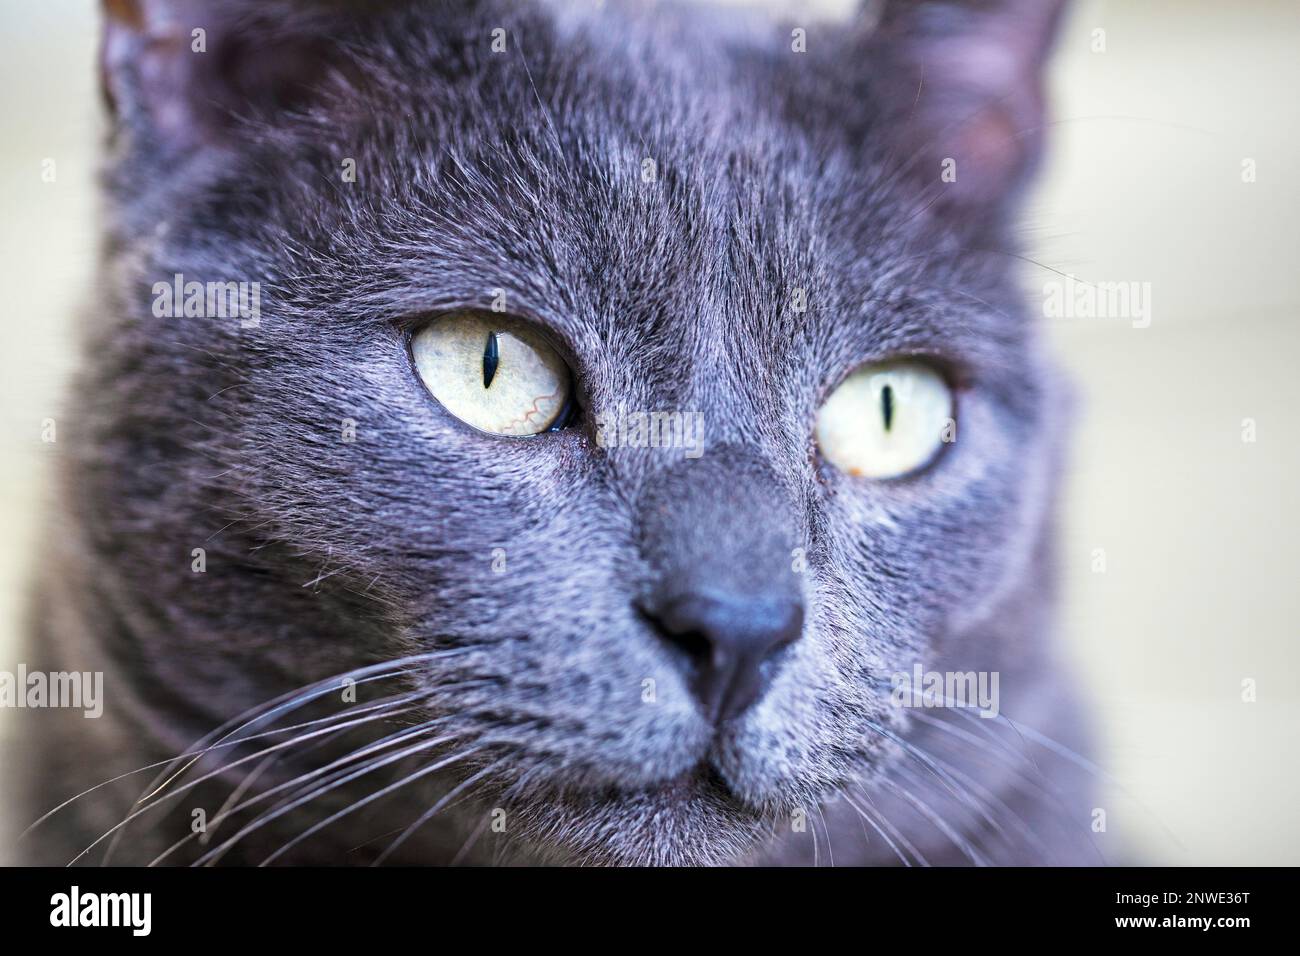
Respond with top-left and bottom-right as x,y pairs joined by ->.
1,0 -> 1296,864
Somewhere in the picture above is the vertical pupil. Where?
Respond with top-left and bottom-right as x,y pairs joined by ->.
482,331 -> 499,389
881,383 -> 895,431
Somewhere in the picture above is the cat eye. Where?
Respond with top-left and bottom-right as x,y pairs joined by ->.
815,360 -> 953,479
411,311 -> 573,436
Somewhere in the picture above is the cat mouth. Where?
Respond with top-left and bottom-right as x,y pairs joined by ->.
643,762 -> 735,805
525,761 -> 773,865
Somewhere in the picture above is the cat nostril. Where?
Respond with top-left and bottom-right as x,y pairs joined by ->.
644,591 -> 804,725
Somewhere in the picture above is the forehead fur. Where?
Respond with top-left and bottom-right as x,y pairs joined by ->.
115,0 -> 1035,432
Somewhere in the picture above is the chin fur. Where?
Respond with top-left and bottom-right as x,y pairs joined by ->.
509,775 -> 778,866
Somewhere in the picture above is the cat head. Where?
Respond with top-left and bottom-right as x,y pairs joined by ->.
89,0 -> 1066,864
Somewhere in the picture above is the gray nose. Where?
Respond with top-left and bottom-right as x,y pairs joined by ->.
646,590 -> 804,725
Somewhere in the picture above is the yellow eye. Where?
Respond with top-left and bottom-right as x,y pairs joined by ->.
411,312 -> 572,436
815,361 -> 953,478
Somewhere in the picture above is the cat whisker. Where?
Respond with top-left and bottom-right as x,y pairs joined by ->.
898,720 -> 1042,839
191,722 -> 478,867
199,750 -> 280,847
908,710 -> 1108,864
840,787 -> 914,867
149,714 -> 462,867
892,761 -> 1033,860
195,693 -> 436,848
23,689 -> 420,843
448,810 -> 494,867
813,800 -> 835,868
371,756 -> 508,866
255,743 -> 488,867
877,776 -> 989,866
864,676 -> 1116,863
76,699 -> 433,867
866,718 -> 1001,834
134,656 -> 447,802
109,648 -> 474,835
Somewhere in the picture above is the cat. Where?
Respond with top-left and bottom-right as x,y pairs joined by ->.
15,0 -> 1096,866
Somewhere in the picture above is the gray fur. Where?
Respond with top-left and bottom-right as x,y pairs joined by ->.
17,0 -> 1093,865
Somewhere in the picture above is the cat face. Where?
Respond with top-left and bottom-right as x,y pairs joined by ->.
92,0 -> 1065,864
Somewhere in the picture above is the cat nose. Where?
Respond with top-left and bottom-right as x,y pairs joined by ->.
645,591 -> 804,725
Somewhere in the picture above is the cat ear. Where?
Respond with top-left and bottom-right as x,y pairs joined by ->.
100,0 -> 347,152
868,0 -> 1068,209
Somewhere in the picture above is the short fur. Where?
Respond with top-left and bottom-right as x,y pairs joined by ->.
17,0 -> 1094,865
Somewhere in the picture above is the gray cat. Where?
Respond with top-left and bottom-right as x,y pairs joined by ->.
15,0 -> 1096,866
